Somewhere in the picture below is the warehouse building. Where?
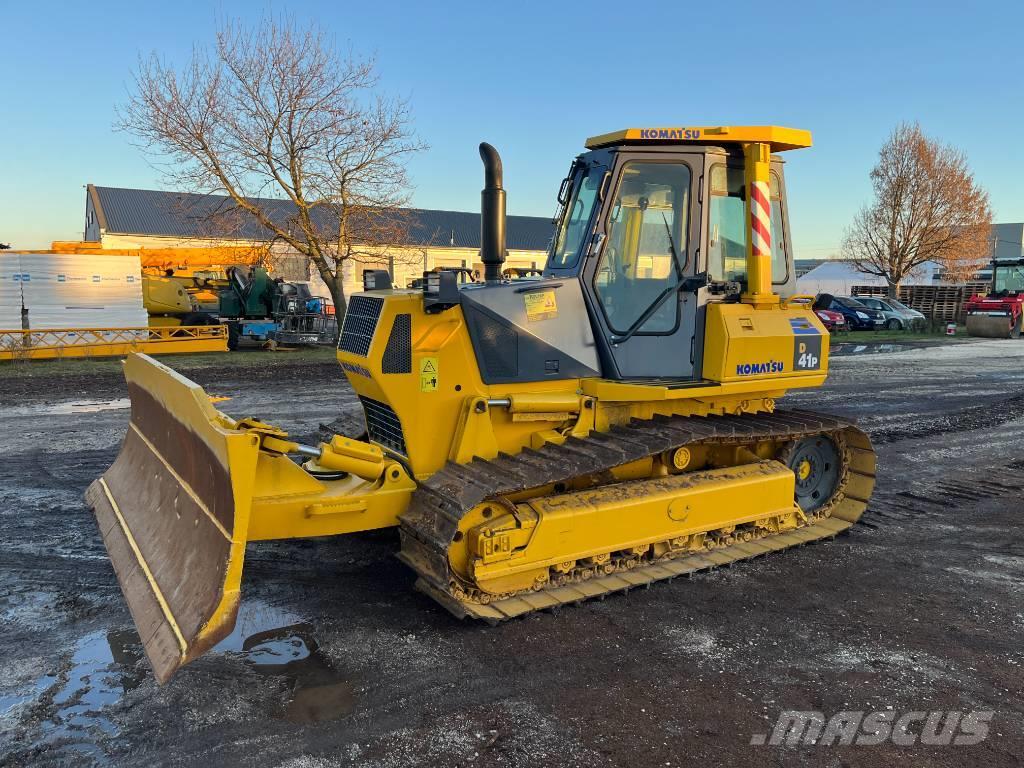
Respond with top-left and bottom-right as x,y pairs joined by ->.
84,185 -> 555,298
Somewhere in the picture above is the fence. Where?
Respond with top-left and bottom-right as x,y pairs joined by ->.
0,325 -> 228,361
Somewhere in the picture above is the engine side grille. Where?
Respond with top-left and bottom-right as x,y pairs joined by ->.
382,314 -> 412,374
360,396 -> 407,456
466,305 -> 518,379
481,323 -> 518,378
339,295 -> 384,356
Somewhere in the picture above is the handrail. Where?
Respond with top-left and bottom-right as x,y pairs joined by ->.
0,325 -> 228,361
781,294 -> 817,309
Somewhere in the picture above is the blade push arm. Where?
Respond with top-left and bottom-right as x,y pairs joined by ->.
235,417 -> 392,482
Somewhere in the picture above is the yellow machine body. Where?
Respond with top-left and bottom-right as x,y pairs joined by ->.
334,291 -> 829,479
87,126 -> 876,682
141,276 -> 194,325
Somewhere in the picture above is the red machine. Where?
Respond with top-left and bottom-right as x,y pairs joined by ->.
966,259 -> 1024,339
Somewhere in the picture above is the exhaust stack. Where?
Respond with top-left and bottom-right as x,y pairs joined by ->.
479,142 -> 507,284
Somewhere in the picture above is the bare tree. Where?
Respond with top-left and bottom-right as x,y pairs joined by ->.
118,17 -> 425,317
843,123 -> 992,296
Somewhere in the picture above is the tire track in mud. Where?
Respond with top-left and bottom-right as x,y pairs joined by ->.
862,462 -> 1024,526
867,391 -> 1024,445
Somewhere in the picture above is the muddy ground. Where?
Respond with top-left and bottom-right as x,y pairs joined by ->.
1,340 -> 1023,767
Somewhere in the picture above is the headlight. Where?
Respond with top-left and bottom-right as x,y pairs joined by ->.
856,311 -> 869,320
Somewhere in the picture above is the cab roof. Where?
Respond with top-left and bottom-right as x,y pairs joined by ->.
585,126 -> 812,152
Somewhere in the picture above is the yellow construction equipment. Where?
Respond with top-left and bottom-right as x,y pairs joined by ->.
87,126 -> 877,683
0,325 -> 227,361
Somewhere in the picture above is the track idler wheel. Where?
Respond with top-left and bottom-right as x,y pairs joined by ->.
782,434 -> 843,513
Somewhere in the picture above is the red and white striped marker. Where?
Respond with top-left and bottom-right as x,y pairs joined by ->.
750,180 -> 771,258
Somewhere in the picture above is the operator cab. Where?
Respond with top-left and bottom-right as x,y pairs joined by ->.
544,133 -> 800,379
991,259 -> 1024,297
418,127 -> 811,384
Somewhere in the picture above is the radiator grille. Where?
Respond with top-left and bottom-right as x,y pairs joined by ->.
339,295 -> 384,356
382,314 -> 412,374
360,396 -> 407,455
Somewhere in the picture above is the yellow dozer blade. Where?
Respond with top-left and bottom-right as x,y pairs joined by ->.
85,354 -> 262,683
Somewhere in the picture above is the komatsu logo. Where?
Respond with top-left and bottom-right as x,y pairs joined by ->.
736,360 -> 784,376
639,128 -> 701,140
341,361 -> 373,378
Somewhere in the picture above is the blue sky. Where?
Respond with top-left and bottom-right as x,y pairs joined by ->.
2,0 -> 1022,255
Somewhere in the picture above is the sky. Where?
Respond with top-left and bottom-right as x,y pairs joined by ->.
1,0 -> 1022,257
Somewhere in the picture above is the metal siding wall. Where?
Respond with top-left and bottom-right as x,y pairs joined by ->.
2,253 -> 148,329
85,194 -> 99,241
0,255 -> 25,329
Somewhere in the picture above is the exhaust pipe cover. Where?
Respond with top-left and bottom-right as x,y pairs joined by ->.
479,142 -> 507,284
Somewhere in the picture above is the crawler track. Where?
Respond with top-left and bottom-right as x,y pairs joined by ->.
398,410 -> 876,621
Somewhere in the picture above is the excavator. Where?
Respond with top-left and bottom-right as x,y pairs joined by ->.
87,126 -> 877,683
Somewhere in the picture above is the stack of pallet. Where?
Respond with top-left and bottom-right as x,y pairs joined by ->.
900,285 -> 964,324
850,285 -> 888,298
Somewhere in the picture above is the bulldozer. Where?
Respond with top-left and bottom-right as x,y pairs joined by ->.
87,126 -> 877,683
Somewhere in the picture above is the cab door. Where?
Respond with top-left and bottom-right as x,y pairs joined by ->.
581,153 -> 705,380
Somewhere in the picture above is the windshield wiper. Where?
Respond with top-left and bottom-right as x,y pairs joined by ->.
611,214 -> 703,345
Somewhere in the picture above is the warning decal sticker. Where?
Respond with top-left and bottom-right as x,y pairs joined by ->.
419,357 -> 438,392
524,290 -> 558,322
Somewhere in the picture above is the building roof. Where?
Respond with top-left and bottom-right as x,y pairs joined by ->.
88,185 -> 555,252
992,222 -> 1024,261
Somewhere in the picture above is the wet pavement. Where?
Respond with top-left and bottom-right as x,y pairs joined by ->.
829,337 -> 977,356
1,340 -> 1024,766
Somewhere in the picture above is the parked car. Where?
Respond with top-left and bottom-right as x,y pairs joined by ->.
815,294 -> 886,331
854,296 -> 926,330
814,307 -> 847,332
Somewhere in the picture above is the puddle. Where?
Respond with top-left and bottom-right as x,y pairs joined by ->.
212,599 -> 356,723
48,398 -> 131,415
831,342 -> 925,356
0,675 -> 52,716
5,399 -> 131,417
9,599 -> 352,760
48,629 -> 143,722
8,629 -> 145,763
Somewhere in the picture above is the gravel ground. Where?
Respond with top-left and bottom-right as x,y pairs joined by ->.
1,340 -> 1023,767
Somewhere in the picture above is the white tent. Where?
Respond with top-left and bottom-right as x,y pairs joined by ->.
796,260 -> 939,296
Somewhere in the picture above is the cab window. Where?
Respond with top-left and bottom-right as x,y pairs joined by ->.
994,264 -> 1024,294
769,171 -> 789,283
707,166 -> 790,285
595,161 -> 690,334
549,166 -> 602,269
708,165 -> 746,284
